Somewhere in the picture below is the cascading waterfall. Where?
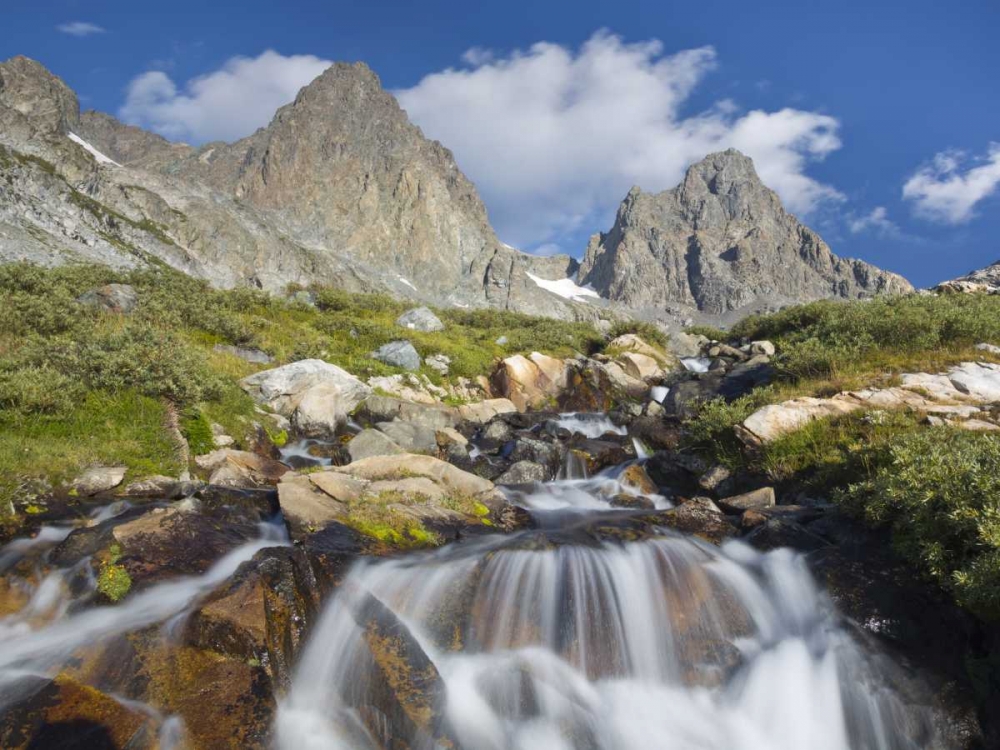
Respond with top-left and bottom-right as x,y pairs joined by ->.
276,481 -> 943,750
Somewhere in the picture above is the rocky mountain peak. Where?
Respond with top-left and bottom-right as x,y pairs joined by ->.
579,148 -> 911,318
0,55 -> 80,135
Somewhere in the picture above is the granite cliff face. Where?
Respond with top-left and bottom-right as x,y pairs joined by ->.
578,149 -> 912,316
0,56 -> 591,318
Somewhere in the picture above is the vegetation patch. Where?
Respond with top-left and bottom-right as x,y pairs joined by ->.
96,543 -> 132,603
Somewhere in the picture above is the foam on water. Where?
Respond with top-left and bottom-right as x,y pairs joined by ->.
550,412 -> 627,438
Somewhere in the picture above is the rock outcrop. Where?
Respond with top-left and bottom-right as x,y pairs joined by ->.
579,149 -> 912,317
934,260 -> 1000,294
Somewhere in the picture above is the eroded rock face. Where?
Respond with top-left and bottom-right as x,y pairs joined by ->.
579,149 -> 912,315
935,261 -> 1000,294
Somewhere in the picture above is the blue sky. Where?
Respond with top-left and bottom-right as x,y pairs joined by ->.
4,0 -> 1000,287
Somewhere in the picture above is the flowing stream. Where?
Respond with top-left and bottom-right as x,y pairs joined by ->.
275,456 -> 945,750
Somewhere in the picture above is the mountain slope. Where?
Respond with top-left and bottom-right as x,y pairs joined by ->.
578,149 -> 912,316
0,56 -> 592,318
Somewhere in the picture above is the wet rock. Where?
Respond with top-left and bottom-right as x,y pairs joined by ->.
194,449 -> 288,488
610,494 -> 655,510
664,373 -> 725,420
0,674 -> 156,750
212,344 -> 274,364
395,306 -> 445,332
347,429 -> 404,462
350,591 -> 457,746
76,283 -> 138,314
186,546 -> 320,691
120,475 -> 203,499
195,485 -> 280,520
628,416 -> 683,451
717,486 -> 774,513
566,437 -> 634,475
495,461 -> 547,485
697,464 -> 732,493
619,464 -> 658,495
719,355 -> 774,399
657,497 -> 736,544
510,437 -> 562,476
71,466 -> 127,496
481,418 -> 515,446
371,340 -> 421,371
434,427 -> 468,450
375,421 -> 438,454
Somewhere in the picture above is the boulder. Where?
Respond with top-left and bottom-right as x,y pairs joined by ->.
496,461 -> 547,485
241,359 -> 371,432
375,421 -> 439,454
491,354 -> 561,411
424,353 -> 450,375
277,474 -> 348,530
607,333 -> 679,369
76,283 -> 138,314
668,332 -> 710,358
0,675 -> 156,750
290,381 -> 345,436
194,449 -> 288,487
657,497 -> 736,544
72,466 -> 127,496
617,351 -> 663,381
348,429 -> 405,462
355,396 -> 459,429
395,306 -> 445,332
458,398 -> 518,424
338,454 -> 495,497
372,340 -> 421,371
750,340 -> 776,357
717,487 -> 776,514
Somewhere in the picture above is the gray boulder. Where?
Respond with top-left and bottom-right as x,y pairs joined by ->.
496,461 -> 548,485
396,306 -> 445,332
213,344 -> 273,364
372,340 -> 421,371
375,421 -> 438,454
348,429 -> 404,462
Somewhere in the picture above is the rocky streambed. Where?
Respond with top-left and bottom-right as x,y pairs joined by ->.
0,337 -> 993,749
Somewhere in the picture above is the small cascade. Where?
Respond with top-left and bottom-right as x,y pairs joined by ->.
277,522 -> 944,750
681,357 -> 712,373
550,412 -> 627,439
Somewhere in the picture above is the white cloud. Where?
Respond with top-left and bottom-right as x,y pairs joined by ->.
396,30 -> 844,250
848,206 -> 898,235
119,50 -> 332,143
57,22 -> 105,37
903,144 -> 1000,224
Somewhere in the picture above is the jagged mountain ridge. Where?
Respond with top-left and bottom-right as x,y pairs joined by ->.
0,56 -> 586,317
0,56 -> 910,325
579,149 -> 912,316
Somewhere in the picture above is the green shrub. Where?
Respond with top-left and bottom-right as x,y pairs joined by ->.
840,428 -> 1000,621
0,366 -> 83,417
683,324 -> 730,342
180,408 -> 215,455
682,389 -> 775,466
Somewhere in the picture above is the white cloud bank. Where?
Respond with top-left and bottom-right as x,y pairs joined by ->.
848,206 -> 898,236
57,22 -> 105,37
120,50 -> 332,143
903,144 -> 1000,224
396,30 -> 844,251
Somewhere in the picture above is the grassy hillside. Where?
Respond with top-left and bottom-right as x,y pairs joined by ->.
684,293 -> 1000,621
0,262 -> 604,517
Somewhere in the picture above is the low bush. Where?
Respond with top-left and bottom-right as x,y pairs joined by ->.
607,320 -> 669,348
839,428 -> 1000,621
